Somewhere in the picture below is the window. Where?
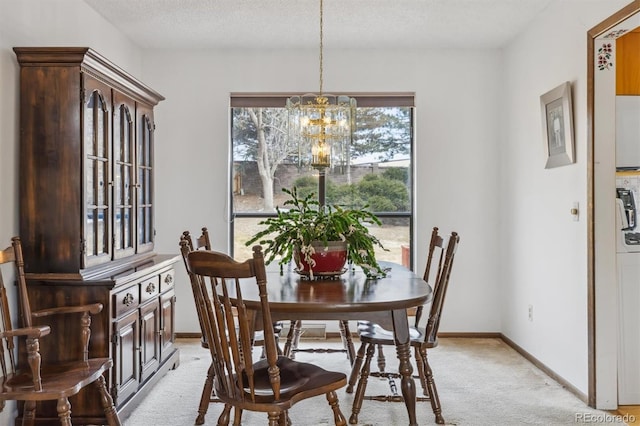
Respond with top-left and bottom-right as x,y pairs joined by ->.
230,94 -> 414,269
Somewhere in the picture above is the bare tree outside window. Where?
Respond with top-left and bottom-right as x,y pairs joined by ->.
233,108 -> 295,211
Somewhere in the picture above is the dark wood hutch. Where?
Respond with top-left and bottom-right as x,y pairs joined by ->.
13,47 -> 180,424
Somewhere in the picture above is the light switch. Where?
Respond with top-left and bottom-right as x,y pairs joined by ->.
571,202 -> 579,221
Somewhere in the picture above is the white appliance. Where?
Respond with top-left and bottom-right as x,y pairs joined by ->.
616,173 -> 640,404
616,96 -> 640,169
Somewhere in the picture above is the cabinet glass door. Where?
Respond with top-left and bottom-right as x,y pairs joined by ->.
113,92 -> 136,259
137,105 -> 154,254
83,76 -> 112,268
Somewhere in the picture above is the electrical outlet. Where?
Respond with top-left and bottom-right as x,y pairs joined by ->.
528,305 -> 534,322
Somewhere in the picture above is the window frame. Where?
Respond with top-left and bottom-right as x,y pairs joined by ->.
229,93 -> 416,269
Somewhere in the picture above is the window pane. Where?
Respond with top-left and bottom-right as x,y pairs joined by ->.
367,216 -> 411,266
232,106 -> 411,213
233,217 -> 267,261
233,216 -> 410,268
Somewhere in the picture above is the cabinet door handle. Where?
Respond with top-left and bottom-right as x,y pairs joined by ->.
123,293 -> 134,306
164,274 -> 173,285
146,283 -> 156,294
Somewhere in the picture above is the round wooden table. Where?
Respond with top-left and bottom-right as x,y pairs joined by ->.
238,261 -> 432,426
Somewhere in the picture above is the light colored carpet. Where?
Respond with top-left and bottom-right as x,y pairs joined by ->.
123,337 -> 625,426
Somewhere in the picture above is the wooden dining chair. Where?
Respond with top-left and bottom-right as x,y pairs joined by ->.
179,230 -> 221,425
347,227 -> 443,390
348,230 -> 460,425
0,237 -> 120,425
180,229 -> 284,425
182,243 -> 348,426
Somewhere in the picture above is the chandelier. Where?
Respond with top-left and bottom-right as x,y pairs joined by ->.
286,0 -> 356,172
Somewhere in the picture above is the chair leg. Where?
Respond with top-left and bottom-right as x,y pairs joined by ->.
23,401 -> 36,426
197,362 -> 215,425
420,347 -> 444,424
349,343 -> 375,425
277,410 -> 290,426
290,320 -> 304,358
56,397 -> 72,426
283,320 -> 297,358
414,347 -> 428,396
267,411 -> 280,426
95,374 -> 121,426
233,407 -> 242,426
339,320 -> 356,364
232,407 -> 243,426
217,404 -> 232,425
376,344 -> 386,373
326,390 -> 347,426
346,341 -> 367,393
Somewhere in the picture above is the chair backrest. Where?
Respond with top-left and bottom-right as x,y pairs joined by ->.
181,227 -> 211,252
423,231 -> 460,344
422,227 -> 443,284
179,228 -> 214,347
414,227 -> 443,326
0,237 -> 34,378
181,244 -> 282,401
180,228 -> 211,271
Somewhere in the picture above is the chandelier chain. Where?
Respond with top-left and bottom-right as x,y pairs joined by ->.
319,0 -> 323,96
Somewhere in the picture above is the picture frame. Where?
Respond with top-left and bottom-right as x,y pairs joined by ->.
540,81 -> 575,169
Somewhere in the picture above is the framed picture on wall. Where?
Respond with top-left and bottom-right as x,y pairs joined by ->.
540,81 -> 575,168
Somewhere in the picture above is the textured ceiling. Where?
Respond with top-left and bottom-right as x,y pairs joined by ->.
83,0 -> 563,50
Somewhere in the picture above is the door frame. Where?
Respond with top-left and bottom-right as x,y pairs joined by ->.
587,0 -> 640,408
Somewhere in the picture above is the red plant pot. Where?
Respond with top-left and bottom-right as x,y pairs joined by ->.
295,241 -> 348,276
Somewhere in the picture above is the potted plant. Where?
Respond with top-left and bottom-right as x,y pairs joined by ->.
245,186 -> 388,278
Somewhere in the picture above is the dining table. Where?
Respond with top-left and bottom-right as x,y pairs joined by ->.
236,260 -> 432,426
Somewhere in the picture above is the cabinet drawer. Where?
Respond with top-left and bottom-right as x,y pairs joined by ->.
160,269 -> 175,292
140,276 -> 160,303
113,284 -> 139,318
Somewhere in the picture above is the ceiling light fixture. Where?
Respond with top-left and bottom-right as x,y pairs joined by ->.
286,0 -> 356,184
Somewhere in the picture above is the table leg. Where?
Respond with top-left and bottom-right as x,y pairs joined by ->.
392,309 -> 417,426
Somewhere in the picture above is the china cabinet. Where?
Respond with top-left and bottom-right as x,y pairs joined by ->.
13,47 -> 179,424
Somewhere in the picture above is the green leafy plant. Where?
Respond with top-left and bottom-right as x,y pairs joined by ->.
245,186 -> 388,278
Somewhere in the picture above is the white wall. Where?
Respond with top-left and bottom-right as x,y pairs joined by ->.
143,47 -> 503,335
501,0 -> 628,397
0,0 -> 142,423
